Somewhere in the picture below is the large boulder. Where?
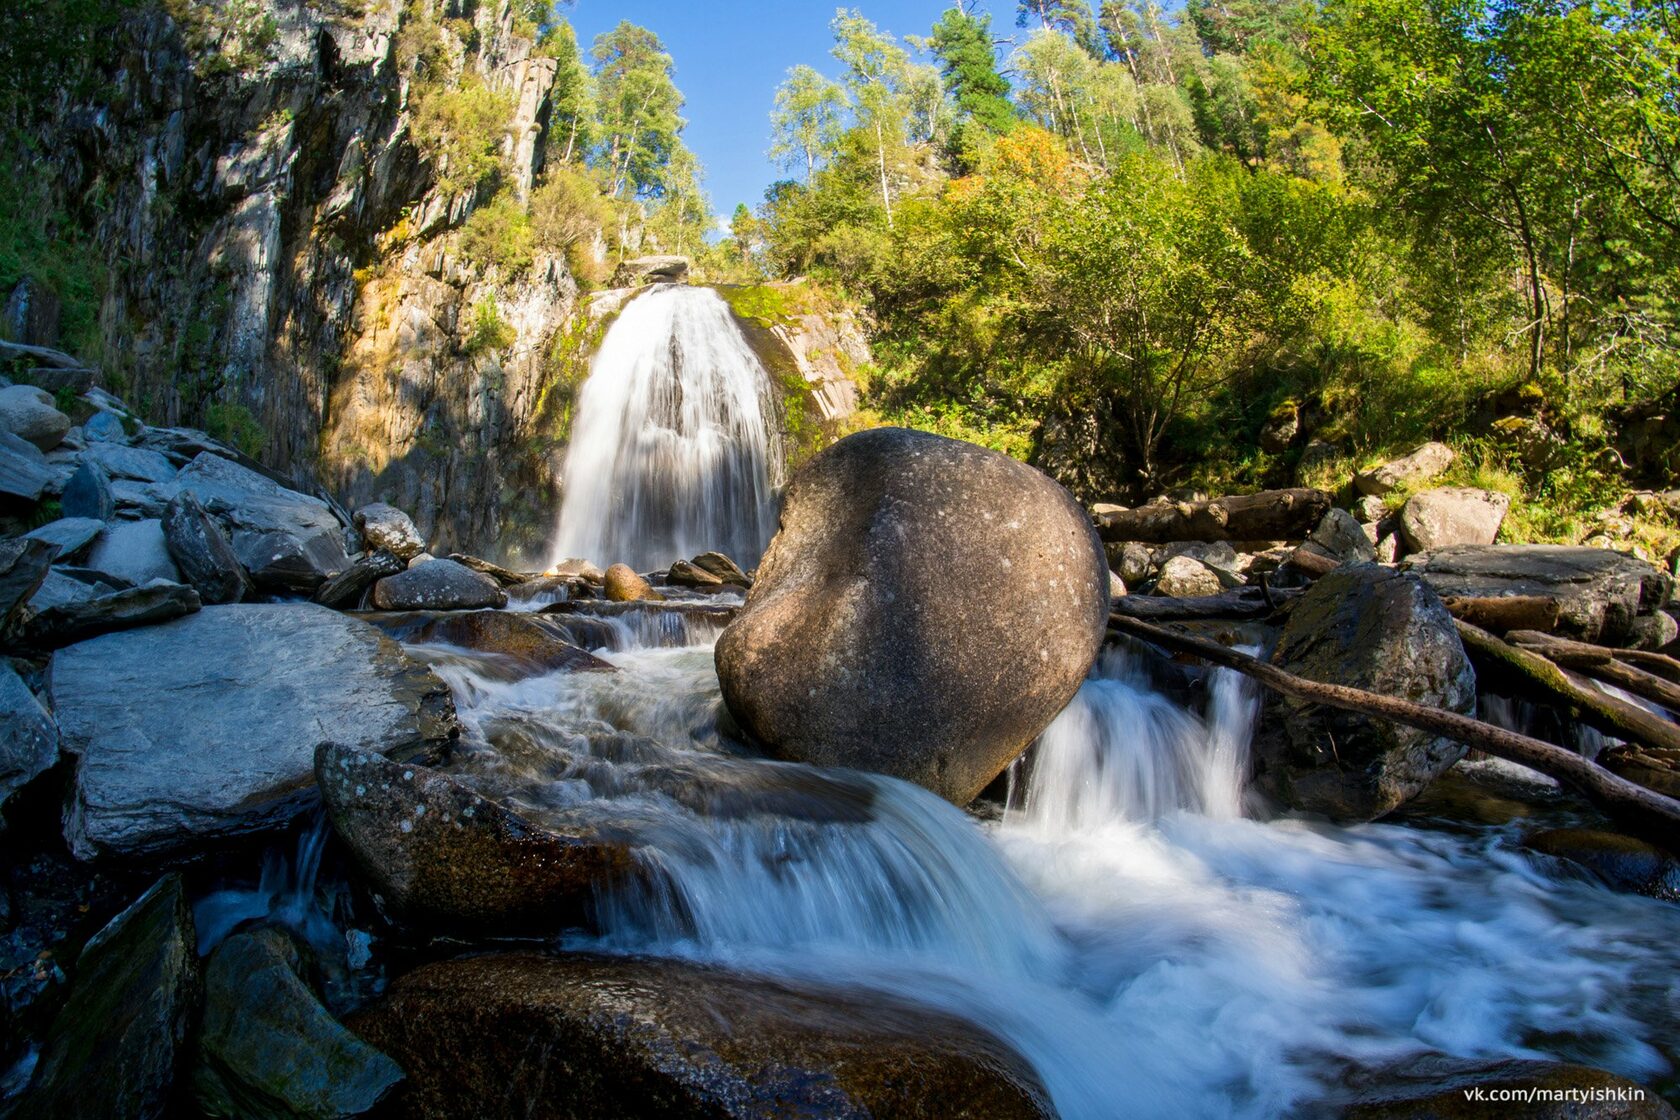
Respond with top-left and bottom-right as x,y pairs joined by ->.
1398,487 -> 1510,553
1154,554 -> 1223,597
354,502 -> 426,560
18,874 -> 198,1120
610,254 -> 690,286
371,558 -> 507,611
0,383 -> 71,450
162,492 -> 249,605
194,927 -> 405,1118
1402,545 -> 1673,644
603,562 -> 663,602
1254,565 -> 1476,820
83,518 -> 181,586
365,610 -> 613,677
1354,441 -> 1456,497
49,604 -> 457,860
316,744 -> 632,935
59,459 -> 114,520
1306,507 -> 1377,565
25,579 -> 201,650
0,661 -> 57,818
174,453 -> 350,592
349,953 -> 1055,1120
23,516 -> 105,563
715,428 -> 1107,805
82,442 -> 177,483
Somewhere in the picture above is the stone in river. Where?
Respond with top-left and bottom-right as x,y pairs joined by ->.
371,558 -> 507,611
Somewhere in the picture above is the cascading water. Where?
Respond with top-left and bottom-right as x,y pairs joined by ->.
391,613 -> 1680,1118
548,285 -> 785,572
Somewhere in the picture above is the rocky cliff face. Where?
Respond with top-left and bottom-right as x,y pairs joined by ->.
39,0 -> 575,561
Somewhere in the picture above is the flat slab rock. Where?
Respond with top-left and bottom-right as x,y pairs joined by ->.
1402,544 -> 1673,643
49,603 -> 457,860
349,952 -> 1056,1120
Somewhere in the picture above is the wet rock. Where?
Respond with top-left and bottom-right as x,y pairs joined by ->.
1399,487 -> 1510,553
666,558 -> 724,589
25,579 -> 201,650
691,550 -> 750,585
194,927 -> 405,1119
314,550 -> 405,610
18,874 -> 197,1120
371,559 -> 507,611
354,502 -> 425,561
716,428 -> 1108,806
1307,507 -> 1377,564
367,610 -> 612,676
0,384 -> 70,451
59,459 -> 114,520
1627,611 -> 1678,651
0,661 -> 57,818
1255,565 -> 1476,820
1402,545 -> 1673,644
1528,828 -> 1680,901
83,442 -> 177,483
315,744 -> 631,935
175,453 -> 350,593
161,492 -> 249,605
0,430 -> 53,501
1599,745 -> 1680,801
1354,441 -> 1456,497
1155,555 -> 1223,597
603,562 -> 664,602
23,517 -> 105,563
50,604 -> 456,860
349,952 -> 1056,1120
0,536 -> 56,629
82,411 -> 128,443
1344,1056 -> 1677,1119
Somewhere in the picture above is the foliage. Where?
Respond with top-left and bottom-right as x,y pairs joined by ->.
205,401 -> 268,458
0,152 -> 104,354
592,21 -> 686,200
410,75 -> 515,200
463,296 -> 517,356
459,194 -> 534,275
771,65 -> 848,181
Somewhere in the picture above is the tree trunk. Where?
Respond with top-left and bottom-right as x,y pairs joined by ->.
1095,489 -> 1332,544
1109,586 -> 1300,623
1439,595 -> 1563,634
1108,615 -> 1680,848
1506,629 -> 1680,716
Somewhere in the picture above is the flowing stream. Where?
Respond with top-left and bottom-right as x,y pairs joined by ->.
548,285 -> 784,572
397,621 -> 1680,1119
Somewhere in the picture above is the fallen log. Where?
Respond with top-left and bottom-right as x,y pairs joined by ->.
1095,488 -> 1331,544
1284,546 -> 1340,578
1505,629 -> 1680,716
1454,621 -> 1680,755
1109,586 -> 1300,623
1108,614 -> 1680,847
1606,647 -> 1680,686
1440,595 -> 1563,634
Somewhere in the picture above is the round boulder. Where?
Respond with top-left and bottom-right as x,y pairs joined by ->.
1254,564 -> 1476,820
372,558 -> 506,611
715,427 -> 1108,805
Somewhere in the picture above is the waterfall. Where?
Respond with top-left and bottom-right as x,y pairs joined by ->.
548,285 -> 785,573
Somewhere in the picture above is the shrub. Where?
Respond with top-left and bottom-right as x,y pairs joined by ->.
463,297 -> 516,356
205,401 -> 267,458
410,76 -> 514,200
458,193 -> 534,276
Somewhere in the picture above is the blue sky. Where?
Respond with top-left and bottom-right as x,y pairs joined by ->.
568,2 -> 1005,222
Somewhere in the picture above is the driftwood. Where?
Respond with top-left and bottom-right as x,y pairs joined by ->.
1440,595 -> 1563,634
1604,647 -> 1680,686
1454,621 -> 1680,755
1109,614 -> 1680,846
1109,586 -> 1301,623
1096,488 -> 1331,544
1284,546 -> 1340,578
1505,629 -> 1680,716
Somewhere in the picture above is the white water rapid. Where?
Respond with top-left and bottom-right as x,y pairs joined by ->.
548,285 -> 784,572
399,614 -> 1680,1120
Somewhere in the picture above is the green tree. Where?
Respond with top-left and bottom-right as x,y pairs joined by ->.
831,9 -> 915,228
1018,0 -> 1106,58
930,7 -> 1015,136
544,20 -> 596,165
591,21 -> 686,199
770,64 -> 847,180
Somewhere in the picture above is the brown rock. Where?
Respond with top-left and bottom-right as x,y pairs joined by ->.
603,563 -> 664,602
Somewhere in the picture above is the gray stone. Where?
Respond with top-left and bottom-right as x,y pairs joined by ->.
27,567 -> 126,613
610,254 -> 691,286
1398,487 -> 1510,552
162,493 -> 249,605
60,460 -> 114,521
109,478 -> 178,519
353,502 -> 425,560
84,518 -> 181,587
350,953 -> 1055,1120
1307,508 -> 1378,564
1402,544 -> 1672,644
1112,540 -> 1155,586
1354,441 -> 1456,497
1352,494 -> 1388,524
0,661 -> 57,817
82,410 -> 129,443
316,743 -> 630,936
667,558 -> 724,588
691,551 -> 750,585
547,557 -> 604,583
1627,610 -> 1679,651
370,558 -> 506,611
1155,555 -> 1224,597
0,429 -> 53,501
1255,565 -> 1476,821
716,428 -> 1108,806
83,443 -> 177,483
0,383 -> 70,450
4,276 -> 61,347
23,517 -> 105,563
18,874 -> 197,1120
0,536 -> 56,629
25,579 -> 202,650
1295,438 -> 1339,486
175,453 -> 350,593
194,927 -> 405,1119
50,603 -> 457,860
314,550 -> 406,610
